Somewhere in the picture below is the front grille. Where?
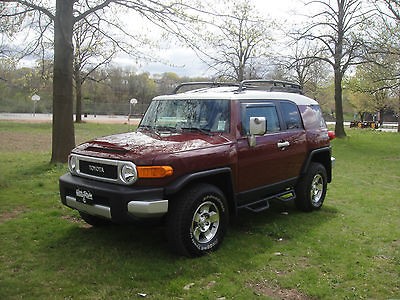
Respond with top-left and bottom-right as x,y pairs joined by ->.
70,154 -> 137,185
79,160 -> 118,180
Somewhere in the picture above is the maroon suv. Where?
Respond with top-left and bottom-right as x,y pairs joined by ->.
59,80 -> 335,257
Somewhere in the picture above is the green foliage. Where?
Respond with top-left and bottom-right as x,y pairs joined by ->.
0,123 -> 399,299
0,57 -> 212,115
346,63 -> 394,118
0,59 -> 53,113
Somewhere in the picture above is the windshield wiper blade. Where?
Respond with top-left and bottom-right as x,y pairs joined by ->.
138,125 -> 177,136
155,125 -> 178,132
181,127 -> 213,136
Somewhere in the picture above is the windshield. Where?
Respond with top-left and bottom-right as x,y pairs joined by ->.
139,99 -> 230,133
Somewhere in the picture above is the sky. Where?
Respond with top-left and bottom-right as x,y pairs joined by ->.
15,0 -> 307,77
116,0 -> 306,77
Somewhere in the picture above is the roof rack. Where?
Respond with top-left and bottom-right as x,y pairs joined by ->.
172,81 -> 239,94
172,80 -> 303,95
239,80 -> 303,94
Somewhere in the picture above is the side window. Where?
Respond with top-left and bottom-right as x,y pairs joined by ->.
300,105 -> 327,129
242,104 -> 281,135
280,101 -> 303,130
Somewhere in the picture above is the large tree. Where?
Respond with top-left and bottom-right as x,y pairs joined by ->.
73,16 -> 117,123
276,39 -> 331,99
347,62 -> 391,121
188,0 -> 274,81
1,0 -> 202,162
298,0 -> 371,137
364,0 -> 400,131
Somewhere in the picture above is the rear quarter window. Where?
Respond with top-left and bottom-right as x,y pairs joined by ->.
299,105 -> 327,130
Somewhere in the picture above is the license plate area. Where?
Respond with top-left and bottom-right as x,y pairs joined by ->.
75,188 -> 94,205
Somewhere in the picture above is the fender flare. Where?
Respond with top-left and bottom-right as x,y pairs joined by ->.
301,147 -> 333,183
165,167 -> 233,195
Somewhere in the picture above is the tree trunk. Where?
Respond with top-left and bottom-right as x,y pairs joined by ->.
398,95 -> 400,133
334,68 -> 346,138
51,0 -> 75,163
75,72 -> 83,123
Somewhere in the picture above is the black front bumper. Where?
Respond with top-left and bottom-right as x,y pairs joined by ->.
59,173 -> 166,222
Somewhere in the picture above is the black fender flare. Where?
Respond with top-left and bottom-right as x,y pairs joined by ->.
300,147 -> 333,183
165,167 -> 233,195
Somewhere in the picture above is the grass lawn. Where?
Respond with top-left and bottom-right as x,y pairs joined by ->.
0,121 -> 399,299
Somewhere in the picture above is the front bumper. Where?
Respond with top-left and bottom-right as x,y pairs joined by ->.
59,173 -> 168,222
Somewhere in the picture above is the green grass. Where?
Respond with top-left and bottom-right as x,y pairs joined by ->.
0,122 -> 399,299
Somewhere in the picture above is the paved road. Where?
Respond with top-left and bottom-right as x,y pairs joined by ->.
0,113 -> 140,125
1,113 -> 397,131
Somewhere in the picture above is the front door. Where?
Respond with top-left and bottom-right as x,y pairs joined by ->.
236,101 -> 306,203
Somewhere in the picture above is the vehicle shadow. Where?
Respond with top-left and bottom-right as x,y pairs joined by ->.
47,199 -> 338,263
31,201 -> 339,298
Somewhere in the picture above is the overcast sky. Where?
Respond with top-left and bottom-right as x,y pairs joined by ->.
117,0 -> 307,77
15,0 -> 307,77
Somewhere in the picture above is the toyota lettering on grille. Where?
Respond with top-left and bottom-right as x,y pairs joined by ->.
88,165 -> 105,173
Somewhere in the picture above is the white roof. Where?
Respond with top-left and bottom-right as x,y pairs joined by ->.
154,86 -> 319,106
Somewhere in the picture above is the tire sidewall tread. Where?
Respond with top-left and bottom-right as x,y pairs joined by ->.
166,183 -> 228,257
295,162 -> 327,212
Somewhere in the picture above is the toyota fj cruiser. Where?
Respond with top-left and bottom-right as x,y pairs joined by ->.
59,80 -> 336,257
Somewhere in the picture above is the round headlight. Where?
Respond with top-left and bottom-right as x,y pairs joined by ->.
68,155 -> 78,174
120,164 -> 137,184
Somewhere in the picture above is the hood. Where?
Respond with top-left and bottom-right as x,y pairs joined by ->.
73,130 -> 232,162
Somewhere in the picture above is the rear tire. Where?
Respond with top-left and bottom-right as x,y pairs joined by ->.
167,183 -> 228,257
295,162 -> 327,212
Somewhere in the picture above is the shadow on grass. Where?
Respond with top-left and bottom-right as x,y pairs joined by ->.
0,201 -> 339,299
46,200 -> 339,268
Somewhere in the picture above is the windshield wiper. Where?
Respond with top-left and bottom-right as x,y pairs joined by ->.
155,125 -> 178,133
181,127 -> 213,136
138,125 -> 177,136
138,125 -> 152,131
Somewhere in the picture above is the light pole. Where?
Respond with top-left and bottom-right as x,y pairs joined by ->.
129,98 -> 138,122
31,94 -> 40,117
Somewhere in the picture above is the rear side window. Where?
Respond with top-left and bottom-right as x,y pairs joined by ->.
280,101 -> 303,130
300,105 -> 327,129
242,104 -> 281,134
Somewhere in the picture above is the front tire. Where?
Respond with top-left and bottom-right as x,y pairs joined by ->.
167,183 -> 228,257
295,162 -> 327,212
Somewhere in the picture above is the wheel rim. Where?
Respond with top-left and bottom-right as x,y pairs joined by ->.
310,174 -> 324,206
191,201 -> 220,244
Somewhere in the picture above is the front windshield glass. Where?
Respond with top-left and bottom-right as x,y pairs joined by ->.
139,99 -> 230,133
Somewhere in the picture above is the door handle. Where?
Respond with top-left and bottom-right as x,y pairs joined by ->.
277,141 -> 290,148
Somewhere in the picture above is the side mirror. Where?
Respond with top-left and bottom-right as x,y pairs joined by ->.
248,117 -> 266,147
249,117 -> 266,135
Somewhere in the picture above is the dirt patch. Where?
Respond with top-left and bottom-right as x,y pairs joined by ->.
0,207 -> 26,224
249,281 -> 314,300
61,215 -> 91,228
0,131 -> 51,152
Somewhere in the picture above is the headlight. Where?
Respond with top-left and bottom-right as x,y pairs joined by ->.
119,164 -> 137,184
68,155 -> 78,174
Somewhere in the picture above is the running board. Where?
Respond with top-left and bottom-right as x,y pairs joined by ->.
242,189 -> 296,213
276,189 -> 296,202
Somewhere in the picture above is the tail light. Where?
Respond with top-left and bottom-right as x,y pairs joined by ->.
328,131 -> 336,140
